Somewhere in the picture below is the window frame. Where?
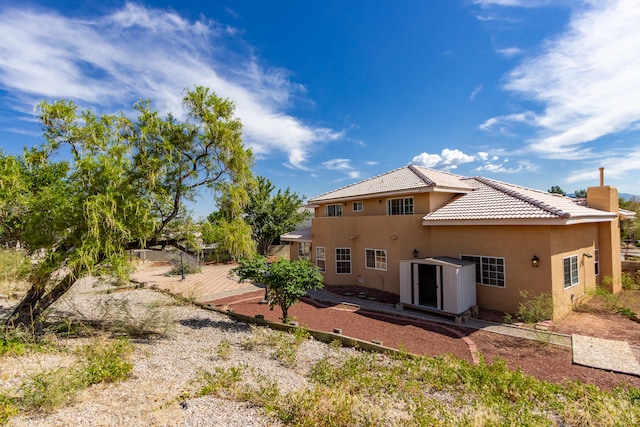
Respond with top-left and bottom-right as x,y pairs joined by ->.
387,197 -> 414,215
326,204 -> 342,217
460,254 -> 506,288
352,201 -> 363,212
594,248 -> 599,276
316,246 -> 326,272
335,247 -> 352,274
365,248 -> 387,271
563,254 -> 579,289
298,242 -> 311,260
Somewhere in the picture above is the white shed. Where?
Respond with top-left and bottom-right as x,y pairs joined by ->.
399,257 -> 477,315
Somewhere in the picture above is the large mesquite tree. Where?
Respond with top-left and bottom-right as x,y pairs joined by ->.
1,86 -> 253,329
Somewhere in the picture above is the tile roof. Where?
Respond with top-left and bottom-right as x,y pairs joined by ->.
423,177 -> 617,224
308,165 -> 473,203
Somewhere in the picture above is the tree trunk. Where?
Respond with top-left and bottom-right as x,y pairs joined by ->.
5,272 -> 76,331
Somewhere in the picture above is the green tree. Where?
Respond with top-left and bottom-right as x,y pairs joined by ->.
573,189 -> 587,198
212,176 -> 309,255
1,86 -> 253,329
231,256 -> 323,321
548,185 -> 566,196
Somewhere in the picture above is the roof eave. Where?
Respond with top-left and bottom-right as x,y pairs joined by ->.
308,186 -> 472,205
422,216 -> 616,226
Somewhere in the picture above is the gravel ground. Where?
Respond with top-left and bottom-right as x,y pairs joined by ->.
1,278 -> 358,426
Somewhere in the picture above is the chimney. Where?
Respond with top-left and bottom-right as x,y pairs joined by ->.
599,167 -> 604,187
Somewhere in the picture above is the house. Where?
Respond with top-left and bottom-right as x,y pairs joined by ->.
281,165 -> 621,319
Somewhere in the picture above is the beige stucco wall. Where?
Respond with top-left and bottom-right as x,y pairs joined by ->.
306,188 -> 619,319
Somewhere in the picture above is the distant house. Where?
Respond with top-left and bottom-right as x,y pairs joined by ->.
281,165 -> 622,319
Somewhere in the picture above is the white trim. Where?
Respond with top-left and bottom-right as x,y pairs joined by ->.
365,248 -> 387,271
460,254 -> 506,288
563,254 -> 579,289
316,246 -> 326,272
335,247 -> 352,274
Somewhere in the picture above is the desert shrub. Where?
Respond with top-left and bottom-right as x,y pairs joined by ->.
166,253 -> 201,276
516,291 -> 554,323
622,272 -> 639,290
0,394 -> 18,425
16,338 -> 133,412
215,339 -> 233,360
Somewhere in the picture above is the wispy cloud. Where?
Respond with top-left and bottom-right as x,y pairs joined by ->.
0,3 -> 342,168
321,158 -> 362,181
480,0 -> 640,160
469,84 -> 484,100
496,46 -> 522,57
566,148 -> 640,183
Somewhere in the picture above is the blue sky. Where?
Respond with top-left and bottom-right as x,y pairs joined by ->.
1,0 -> 639,218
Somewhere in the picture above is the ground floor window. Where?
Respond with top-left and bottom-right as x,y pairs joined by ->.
336,248 -> 352,274
461,254 -> 506,287
298,242 -> 311,260
594,248 -> 599,276
564,255 -> 579,288
365,248 -> 387,270
316,246 -> 326,272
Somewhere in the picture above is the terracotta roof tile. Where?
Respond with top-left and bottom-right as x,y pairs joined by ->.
308,166 -> 473,203
423,178 -> 616,222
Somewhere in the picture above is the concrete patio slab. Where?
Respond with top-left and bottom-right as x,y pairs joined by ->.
572,334 -> 640,376
131,263 -> 261,302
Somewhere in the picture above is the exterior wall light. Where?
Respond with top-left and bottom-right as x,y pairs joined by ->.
413,249 -> 419,258
531,255 -> 540,267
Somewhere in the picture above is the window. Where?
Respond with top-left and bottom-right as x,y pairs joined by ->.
365,249 -> 387,270
563,255 -> 579,289
326,204 -> 342,217
353,201 -> 363,212
594,248 -> 599,276
298,242 -> 311,260
316,246 -> 326,272
461,255 -> 506,287
387,197 -> 413,215
336,248 -> 351,274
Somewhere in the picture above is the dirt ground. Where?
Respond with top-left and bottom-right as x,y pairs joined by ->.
211,287 -> 640,391
553,289 -> 640,345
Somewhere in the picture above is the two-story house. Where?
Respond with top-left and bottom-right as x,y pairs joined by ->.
282,165 -> 621,319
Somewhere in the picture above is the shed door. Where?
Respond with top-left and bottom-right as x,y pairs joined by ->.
413,263 -> 440,309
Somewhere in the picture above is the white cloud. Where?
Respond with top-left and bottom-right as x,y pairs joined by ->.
496,47 -> 522,57
566,148 -> 640,183
322,158 -> 363,181
482,0 -> 640,159
469,84 -> 484,100
0,3 -> 342,168
322,158 -> 352,170
411,148 -> 475,170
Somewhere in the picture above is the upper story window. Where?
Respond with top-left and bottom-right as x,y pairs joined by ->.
352,201 -> 363,212
563,255 -> 579,289
326,204 -> 342,217
461,254 -> 506,288
387,197 -> 413,215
